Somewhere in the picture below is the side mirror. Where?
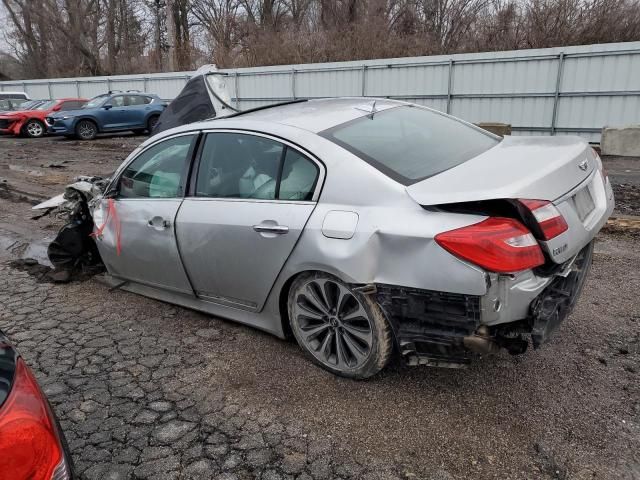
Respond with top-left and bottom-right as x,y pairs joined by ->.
52,105 -> 61,112
103,188 -> 119,199
103,104 -> 113,110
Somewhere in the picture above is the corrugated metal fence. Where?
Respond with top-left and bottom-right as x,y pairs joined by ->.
2,41 -> 639,142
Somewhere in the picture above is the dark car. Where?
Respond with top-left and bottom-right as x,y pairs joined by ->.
0,330 -> 74,479
46,91 -> 166,140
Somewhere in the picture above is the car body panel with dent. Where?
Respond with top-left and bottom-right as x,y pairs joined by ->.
46,92 -> 166,140
34,98 -> 614,378
0,98 -> 87,137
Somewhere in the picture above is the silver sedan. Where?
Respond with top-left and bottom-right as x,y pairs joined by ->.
41,98 -> 615,379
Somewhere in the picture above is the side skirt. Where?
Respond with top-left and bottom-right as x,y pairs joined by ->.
96,274 -> 286,338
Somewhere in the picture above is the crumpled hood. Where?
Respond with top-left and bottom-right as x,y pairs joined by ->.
406,135 -> 595,206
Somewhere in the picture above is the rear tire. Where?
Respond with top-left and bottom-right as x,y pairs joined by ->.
23,119 -> 45,138
75,119 -> 97,140
288,272 -> 392,379
147,115 -> 159,134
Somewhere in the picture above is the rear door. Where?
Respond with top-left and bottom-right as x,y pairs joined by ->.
125,95 -> 153,128
175,131 -> 322,311
94,133 -> 198,294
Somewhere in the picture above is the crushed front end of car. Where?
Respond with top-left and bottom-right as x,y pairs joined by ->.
32,176 -> 107,281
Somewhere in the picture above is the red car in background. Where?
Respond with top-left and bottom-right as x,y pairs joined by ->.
0,98 -> 87,138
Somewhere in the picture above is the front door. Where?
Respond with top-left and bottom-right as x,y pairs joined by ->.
94,133 -> 198,294
175,131 -> 321,311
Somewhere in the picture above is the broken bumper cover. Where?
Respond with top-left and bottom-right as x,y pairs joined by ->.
373,241 -> 595,367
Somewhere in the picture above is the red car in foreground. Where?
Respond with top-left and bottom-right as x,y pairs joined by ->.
0,329 -> 74,479
0,98 -> 86,138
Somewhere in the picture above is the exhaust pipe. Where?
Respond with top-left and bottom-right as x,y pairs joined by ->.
463,326 -> 500,354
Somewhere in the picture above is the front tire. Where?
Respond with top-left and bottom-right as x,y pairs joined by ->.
23,119 -> 45,138
288,272 -> 392,379
75,119 -> 97,140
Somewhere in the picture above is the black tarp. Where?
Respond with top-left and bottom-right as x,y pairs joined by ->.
152,75 -> 215,135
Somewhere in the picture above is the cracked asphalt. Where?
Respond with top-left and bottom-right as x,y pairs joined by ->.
0,135 -> 639,479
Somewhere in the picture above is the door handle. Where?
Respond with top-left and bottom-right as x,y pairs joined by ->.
253,224 -> 289,234
148,217 -> 171,229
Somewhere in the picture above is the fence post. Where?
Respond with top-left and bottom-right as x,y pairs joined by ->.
291,69 -> 296,100
234,72 -> 240,109
75,81 -> 80,97
143,77 -> 149,93
361,65 -> 368,96
446,59 -> 454,114
47,82 -> 53,99
551,52 -> 565,136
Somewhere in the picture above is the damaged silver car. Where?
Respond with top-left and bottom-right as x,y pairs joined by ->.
35,98 -> 614,379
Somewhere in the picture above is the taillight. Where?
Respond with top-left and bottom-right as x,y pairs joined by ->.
591,148 -> 608,180
435,217 -> 545,273
0,359 -> 69,480
519,199 -> 568,240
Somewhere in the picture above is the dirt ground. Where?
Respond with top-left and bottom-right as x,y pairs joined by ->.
0,134 -> 639,480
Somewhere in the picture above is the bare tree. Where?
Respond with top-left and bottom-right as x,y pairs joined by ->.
2,0 -> 640,79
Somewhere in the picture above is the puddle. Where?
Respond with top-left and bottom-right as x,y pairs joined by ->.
0,231 -> 53,267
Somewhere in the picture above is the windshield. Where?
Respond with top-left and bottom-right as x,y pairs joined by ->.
83,95 -> 108,109
321,105 -> 500,185
36,100 -> 57,110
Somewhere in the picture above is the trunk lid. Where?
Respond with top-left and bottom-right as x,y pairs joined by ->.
406,136 -> 595,206
409,135 -> 614,265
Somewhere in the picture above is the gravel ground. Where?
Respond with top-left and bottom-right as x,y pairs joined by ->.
0,134 -> 638,479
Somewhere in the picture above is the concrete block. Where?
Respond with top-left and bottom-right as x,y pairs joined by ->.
601,126 -> 640,157
475,123 -> 512,137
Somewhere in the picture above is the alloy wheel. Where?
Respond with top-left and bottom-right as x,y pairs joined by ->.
77,121 -> 96,140
292,278 -> 374,370
26,121 -> 44,137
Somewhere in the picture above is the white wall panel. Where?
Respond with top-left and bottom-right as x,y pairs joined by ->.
2,42 -> 640,142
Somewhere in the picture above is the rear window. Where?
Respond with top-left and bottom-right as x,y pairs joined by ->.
321,105 -> 499,185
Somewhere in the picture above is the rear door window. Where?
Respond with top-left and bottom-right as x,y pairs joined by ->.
321,105 -> 499,185
194,132 -> 320,201
195,133 -> 283,200
126,95 -> 150,106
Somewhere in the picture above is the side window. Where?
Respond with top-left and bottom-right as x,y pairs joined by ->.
60,101 -> 80,111
126,95 -> 146,106
118,135 -> 194,199
195,133 -> 283,200
110,95 -> 125,107
278,149 -> 319,201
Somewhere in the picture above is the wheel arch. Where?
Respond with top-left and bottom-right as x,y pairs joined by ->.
20,117 -> 46,136
76,116 -> 100,131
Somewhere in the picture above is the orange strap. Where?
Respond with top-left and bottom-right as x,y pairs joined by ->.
91,198 -> 121,256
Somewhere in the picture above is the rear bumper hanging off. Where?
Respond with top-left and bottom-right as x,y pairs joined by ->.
371,241 -> 594,367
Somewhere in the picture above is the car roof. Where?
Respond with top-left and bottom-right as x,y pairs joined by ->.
212,98 -> 407,133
